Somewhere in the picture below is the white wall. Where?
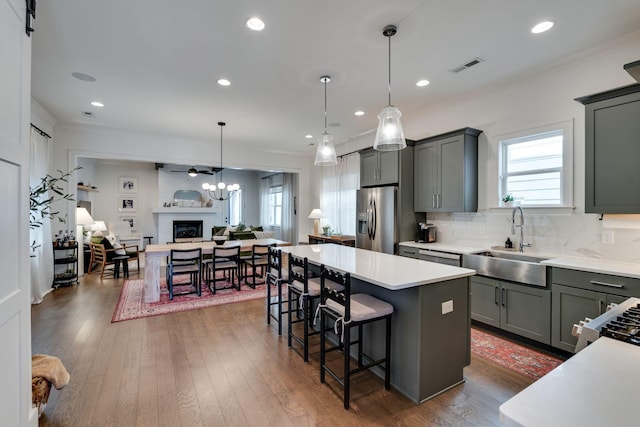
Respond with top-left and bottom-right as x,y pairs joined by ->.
50,124 -> 312,243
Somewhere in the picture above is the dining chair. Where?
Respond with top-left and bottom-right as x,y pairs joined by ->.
242,243 -> 274,288
207,246 -> 241,294
166,248 -> 202,300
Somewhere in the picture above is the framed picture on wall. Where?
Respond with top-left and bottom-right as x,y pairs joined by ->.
118,196 -> 137,212
118,216 -> 137,231
118,176 -> 138,193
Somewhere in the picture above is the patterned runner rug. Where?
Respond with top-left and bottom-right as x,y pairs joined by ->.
112,276 -> 270,322
470,327 -> 565,380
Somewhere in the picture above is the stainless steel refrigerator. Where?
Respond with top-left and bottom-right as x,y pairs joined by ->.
356,187 -> 398,254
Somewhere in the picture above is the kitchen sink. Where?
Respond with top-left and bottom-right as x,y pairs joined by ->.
462,250 -> 550,287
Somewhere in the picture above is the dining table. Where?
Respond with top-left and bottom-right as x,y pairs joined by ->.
143,238 -> 290,303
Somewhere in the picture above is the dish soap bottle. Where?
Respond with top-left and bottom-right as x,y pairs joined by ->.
505,237 -> 513,249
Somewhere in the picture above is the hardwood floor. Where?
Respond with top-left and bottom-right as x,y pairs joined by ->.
32,270 -> 533,426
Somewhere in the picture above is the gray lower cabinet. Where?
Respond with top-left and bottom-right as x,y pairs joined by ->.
471,276 -> 551,345
550,267 -> 639,352
414,128 -> 480,213
398,244 -> 419,259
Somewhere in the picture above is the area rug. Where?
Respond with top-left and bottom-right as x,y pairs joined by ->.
112,277 -> 270,322
470,328 -> 565,380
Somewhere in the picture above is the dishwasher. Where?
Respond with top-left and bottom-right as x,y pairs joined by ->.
418,249 -> 462,267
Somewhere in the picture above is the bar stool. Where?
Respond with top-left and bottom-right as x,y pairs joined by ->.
287,254 -> 322,362
319,266 -> 394,409
266,247 -> 288,335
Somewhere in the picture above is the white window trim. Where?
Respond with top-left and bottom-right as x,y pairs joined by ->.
489,119 -> 574,209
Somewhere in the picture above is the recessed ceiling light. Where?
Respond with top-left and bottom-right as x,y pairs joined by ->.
217,78 -> 231,86
416,79 -> 430,87
531,21 -> 554,34
246,17 -> 265,31
71,72 -> 96,82
354,111 -> 365,116
305,134 -> 313,139
90,101 -> 104,107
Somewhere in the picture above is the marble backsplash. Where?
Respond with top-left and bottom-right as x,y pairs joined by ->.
426,210 -> 640,263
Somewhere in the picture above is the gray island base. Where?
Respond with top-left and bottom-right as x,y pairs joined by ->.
281,244 -> 475,404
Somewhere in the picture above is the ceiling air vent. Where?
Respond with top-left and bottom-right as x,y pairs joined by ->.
82,111 -> 94,118
449,57 -> 485,73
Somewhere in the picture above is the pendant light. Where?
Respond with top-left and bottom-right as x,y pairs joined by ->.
373,24 -> 406,151
202,122 -> 240,201
314,75 -> 338,166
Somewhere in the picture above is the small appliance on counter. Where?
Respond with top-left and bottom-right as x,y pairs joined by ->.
417,222 -> 437,243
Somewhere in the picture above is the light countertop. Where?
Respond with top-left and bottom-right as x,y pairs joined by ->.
400,241 -> 640,279
281,244 -> 475,290
541,257 -> 640,279
499,337 -> 640,427
398,241 -> 488,255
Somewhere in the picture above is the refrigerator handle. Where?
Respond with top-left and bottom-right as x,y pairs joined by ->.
371,198 -> 377,240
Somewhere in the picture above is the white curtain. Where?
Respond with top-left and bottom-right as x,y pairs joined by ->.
259,177 -> 270,229
280,173 -> 295,243
320,152 -> 360,235
30,127 -> 54,304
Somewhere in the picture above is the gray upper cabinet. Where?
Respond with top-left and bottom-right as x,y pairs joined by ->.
414,128 -> 481,212
576,84 -> 640,213
360,149 -> 399,187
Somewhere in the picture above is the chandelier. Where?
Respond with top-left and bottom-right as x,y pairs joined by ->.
202,121 -> 240,201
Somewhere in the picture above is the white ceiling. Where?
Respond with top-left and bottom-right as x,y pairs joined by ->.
31,0 -> 640,157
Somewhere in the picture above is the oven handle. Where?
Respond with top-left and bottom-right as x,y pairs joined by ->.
590,280 -> 624,289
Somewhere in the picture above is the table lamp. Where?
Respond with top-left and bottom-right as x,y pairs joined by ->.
91,221 -> 108,237
308,209 -> 324,235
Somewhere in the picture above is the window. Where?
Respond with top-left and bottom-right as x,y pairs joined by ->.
267,185 -> 282,227
228,187 -> 243,225
496,121 -> 573,207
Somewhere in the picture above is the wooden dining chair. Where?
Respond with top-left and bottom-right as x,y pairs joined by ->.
88,242 -> 130,279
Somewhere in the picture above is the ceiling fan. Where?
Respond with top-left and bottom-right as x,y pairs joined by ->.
170,166 -> 222,177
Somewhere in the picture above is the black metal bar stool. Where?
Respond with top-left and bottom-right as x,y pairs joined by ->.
266,247 -> 288,335
319,266 -> 394,409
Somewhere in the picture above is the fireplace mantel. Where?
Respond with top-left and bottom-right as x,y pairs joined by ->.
152,207 -> 222,214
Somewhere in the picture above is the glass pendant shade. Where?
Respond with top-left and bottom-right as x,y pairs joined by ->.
314,132 -> 338,166
373,105 -> 406,151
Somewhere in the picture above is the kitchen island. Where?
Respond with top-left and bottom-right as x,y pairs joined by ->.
280,244 -> 476,404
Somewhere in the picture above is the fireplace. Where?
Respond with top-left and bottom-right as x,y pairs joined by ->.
173,220 -> 203,242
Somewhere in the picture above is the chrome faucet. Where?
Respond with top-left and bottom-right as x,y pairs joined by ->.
511,206 -> 531,252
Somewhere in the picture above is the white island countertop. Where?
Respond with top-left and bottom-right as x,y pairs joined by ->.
499,337 -> 640,427
281,244 -> 475,291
